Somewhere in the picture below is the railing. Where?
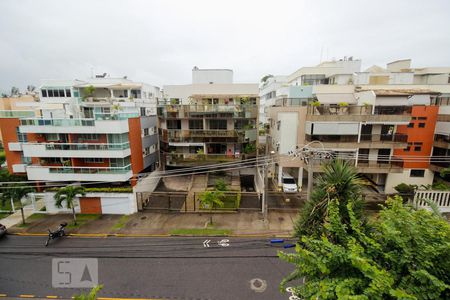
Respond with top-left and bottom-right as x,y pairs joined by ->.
0,110 -> 35,118
306,134 -> 358,143
31,142 -> 131,151
39,164 -> 132,174
94,112 -> 139,120
158,105 -> 258,118
360,133 -> 408,143
20,118 -> 95,127
165,152 -> 240,162
160,129 -> 255,143
307,105 -> 373,115
307,105 -> 411,116
275,98 -> 311,107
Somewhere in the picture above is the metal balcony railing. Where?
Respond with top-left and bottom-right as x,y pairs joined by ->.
35,142 -> 130,151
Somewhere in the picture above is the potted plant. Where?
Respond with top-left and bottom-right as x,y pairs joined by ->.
310,101 -> 323,115
362,102 -> 371,115
83,85 -> 95,101
338,102 -> 349,115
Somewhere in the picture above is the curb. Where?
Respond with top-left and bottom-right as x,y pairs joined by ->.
8,232 -> 292,238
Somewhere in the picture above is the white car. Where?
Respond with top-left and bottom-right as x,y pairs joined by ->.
282,174 -> 298,193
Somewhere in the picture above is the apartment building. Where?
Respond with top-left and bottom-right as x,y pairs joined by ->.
265,58 -> 450,194
159,68 -> 259,168
0,76 -> 161,184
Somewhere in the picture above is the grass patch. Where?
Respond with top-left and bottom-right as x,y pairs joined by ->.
66,214 -> 100,229
0,212 -> 11,219
170,228 -> 232,236
111,215 -> 130,231
26,213 -> 48,220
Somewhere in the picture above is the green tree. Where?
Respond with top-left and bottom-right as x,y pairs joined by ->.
0,184 -> 35,224
54,186 -> 86,225
199,190 -> 224,225
294,159 -> 366,238
214,179 -> 228,191
83,85 -> 96,99
280,196 -> 450,299
73,285 -> 103,300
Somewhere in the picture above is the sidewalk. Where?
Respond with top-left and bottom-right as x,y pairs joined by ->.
7,211 -> 297,237
1,199 -> 45,228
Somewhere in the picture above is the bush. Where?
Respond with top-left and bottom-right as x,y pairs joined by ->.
214,179 -> 228,191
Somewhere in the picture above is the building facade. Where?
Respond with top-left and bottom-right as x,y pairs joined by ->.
159,68 -> 259,168
0,76 -> 161,184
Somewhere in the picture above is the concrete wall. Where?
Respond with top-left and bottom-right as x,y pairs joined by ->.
43,192 -> 136,214
279,112 -> 298,154
385,169 -> 434,194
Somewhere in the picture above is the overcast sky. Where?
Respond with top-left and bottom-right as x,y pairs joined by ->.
1,0 -> 450,93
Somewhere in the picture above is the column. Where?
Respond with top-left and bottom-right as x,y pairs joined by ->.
298,167 -> 303,191
278,165 -> 283,186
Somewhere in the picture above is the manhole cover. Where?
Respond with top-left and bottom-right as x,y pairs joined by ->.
250,278 -> 267,293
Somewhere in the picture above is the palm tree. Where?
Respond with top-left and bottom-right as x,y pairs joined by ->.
54,186 -> 86,225
199,191 -> 224,225
294,159 -> 366,238
0,184 -> 35,225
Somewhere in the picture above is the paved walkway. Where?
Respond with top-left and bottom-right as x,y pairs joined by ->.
1,199 -> 44,228
8,211 -> 297,236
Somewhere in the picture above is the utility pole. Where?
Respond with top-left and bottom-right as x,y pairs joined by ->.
262,135 -> 271,220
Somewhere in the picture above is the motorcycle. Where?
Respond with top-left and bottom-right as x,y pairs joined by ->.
45,222 -> 67,246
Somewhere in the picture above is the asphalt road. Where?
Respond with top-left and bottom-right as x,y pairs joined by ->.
0,235 -> 298,300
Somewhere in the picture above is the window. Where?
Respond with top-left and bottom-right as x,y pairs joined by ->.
167,120 -> 181,129
418,117 -> 427,120
46,133 -> 59,141
48,89 -> 54,97
209,119 -> 227,130
140,107 -> 146,116
189,120 -> 203,130
142,128 -> 149,137
79,134 -> 99,141
418,123 -> 425,128
411,117 -> 417,120
277,121 -> 281,130
407,123 -> 414,128
84,158 -> 103,163
42,90 -> 47,97
65,89 -> 71,97
143,147 -> 150,156
16,128 -> 27,142
414,145 -> 422,151
404,146 -> 411,152
410,169 -> 425,177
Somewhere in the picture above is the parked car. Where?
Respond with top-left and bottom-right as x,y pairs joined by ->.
0,224 -> 6,238
282,173 -> 298,193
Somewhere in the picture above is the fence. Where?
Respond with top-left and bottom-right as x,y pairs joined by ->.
139,192 -> 189,212
413,190 -> 450,213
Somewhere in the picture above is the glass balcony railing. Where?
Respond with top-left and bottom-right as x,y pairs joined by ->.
20,118 -> 95,127
0,110 -> 35,118
38,142 -> 130,151
94,112 -> 139,120
47,164 -> 132,174
307,105 -> 411,116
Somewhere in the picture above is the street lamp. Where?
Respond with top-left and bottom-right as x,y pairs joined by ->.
288,141 -> 333,201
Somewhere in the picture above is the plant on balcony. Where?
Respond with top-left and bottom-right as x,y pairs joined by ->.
243,143 -> 256,154
54,185 -> 86,225
215,179 -> 228,191
83,85 -> 96,100
196,148 -> 205,160
338,102 -> 349,115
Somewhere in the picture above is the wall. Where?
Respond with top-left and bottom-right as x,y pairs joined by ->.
279,112 -> 298,154
394,105 -> 438,168
128,117 -> 144,185
0,118 -> 23,173
192,69 -> 233,84
43,192 -> 136,214
385,169 -> 434,194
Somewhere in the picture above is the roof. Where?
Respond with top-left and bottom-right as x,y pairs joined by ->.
364,65 -> 388,73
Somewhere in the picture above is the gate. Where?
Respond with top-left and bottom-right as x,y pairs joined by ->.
139,191 -> 189,212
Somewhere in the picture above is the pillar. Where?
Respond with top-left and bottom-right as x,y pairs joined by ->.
298,167 -> 303,191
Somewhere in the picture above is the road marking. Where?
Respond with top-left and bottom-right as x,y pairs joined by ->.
19,295 -> 35,298
217,239 -> 230,247
46,296 -> 58,299
0,294 -> 7,297
203,239 -> 210,247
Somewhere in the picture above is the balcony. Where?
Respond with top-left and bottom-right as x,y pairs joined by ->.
8,142 -> 22,151
0,110 -> 35,118
274,98 -> 311,107
22,142 -> 131,158
356,160 -> 404,174
305,133 -> 408,149
433,136 -> 450,149
160,129 -> 256,143
158,104 -> 258,119
26,165 -> 132,182
164,152 -> 241,167
306,105 -> 411,123
19,118 -> 129,134
12,163 -> 28,173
